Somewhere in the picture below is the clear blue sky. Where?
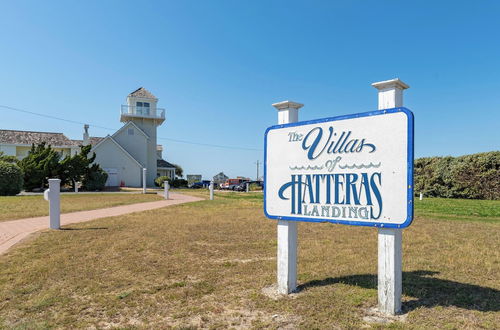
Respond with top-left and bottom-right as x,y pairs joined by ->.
1,1 -> 499,179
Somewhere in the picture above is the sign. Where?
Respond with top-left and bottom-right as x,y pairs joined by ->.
264,107 -> 414,228
187,174 -> 202,186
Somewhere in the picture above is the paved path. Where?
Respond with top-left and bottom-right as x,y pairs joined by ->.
0,192 -> 203,255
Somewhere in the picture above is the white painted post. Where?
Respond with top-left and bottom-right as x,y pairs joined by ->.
419,193 -> 423,201
272,100 -> 303,294
209,181 -> 214,200
164,181 -> 169,199
142,168 -> 147,194
246,182 -> 249,193
372,78 -> 409,315
74,181 -> 78,193
45,179 -> 61,229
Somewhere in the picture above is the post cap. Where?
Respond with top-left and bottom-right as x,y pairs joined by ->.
371,78 -> 409,91
272,100 -> 304,111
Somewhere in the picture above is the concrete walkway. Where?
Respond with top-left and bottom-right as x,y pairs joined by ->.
0,192 -> 203,255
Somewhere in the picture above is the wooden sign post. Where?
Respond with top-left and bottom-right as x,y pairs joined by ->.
372,78 -> 409,315
272,100 -> 304,294
266,82 -> 414,313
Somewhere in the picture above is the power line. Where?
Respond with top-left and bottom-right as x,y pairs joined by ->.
0,104 -> 263,151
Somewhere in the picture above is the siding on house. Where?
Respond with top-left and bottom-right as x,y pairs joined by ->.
92,137 -> 143,187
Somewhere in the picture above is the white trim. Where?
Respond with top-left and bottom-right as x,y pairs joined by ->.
92,135 -> 144,169
112,122 -> 150,140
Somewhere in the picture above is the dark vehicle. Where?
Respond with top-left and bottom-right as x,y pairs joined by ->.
235,181 -> 263,191
190,181 -> 204,189
190,180 -> 213,189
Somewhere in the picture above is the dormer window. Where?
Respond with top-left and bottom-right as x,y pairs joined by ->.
136,102 -> 150,115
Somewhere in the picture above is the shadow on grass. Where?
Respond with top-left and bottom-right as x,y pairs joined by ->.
60,227 -> 108,231
298,270 -> 499,312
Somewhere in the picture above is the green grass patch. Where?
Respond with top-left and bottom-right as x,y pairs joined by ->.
0,193 -> 498,328
0,193 -> 163,221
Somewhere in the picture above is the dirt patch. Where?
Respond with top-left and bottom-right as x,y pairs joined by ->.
361,307 -> 407,326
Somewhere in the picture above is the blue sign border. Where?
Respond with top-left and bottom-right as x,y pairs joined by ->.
263,107 -> 414,229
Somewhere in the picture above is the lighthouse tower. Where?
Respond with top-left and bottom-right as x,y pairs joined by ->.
120,87 -> 165,186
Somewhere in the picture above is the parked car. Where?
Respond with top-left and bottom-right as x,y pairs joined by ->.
234,181 -> 263,191
190,181 -> 204,189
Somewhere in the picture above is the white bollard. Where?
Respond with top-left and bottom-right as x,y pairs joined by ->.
209,181 -> 214,200
372,78 -> 409,315
44,179 -> 61,230
142,168 -> 147,194
419,193 -> 423,201
164,181 -> 169,199
246,182 -> 249,193
272,100 -> 303,294
74,182 -> 78,193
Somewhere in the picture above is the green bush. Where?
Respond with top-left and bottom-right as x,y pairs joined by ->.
414,151 -> 499,200
0,161 -> 24,196
83,165 -> 108,191
171,178 -> 188,188
155,176 -> 171,188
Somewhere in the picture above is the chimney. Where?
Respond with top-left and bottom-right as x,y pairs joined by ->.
83,124 -> 90,146
156,145 -> 163,159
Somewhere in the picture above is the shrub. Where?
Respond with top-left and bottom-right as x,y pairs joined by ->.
83,165 -> 108,191
170,178 -> 188,188
0,161 -> 24,196
155,176 -> 171,188
414,151 -> 499,200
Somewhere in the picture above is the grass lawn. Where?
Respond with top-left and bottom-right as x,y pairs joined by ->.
0,193 -> 163,222
0,191 -> 498,328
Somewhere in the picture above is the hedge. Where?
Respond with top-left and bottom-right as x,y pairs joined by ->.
414,151 -> 499,200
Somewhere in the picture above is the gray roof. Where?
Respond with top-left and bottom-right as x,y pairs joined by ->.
157,159 -> 176,169
0,129 -> 75,146
71,137 -> 104,146
128,87 -> 157,99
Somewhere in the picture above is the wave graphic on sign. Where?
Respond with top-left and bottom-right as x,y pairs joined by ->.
289,165 -> 325,171
338,162 -> 381,169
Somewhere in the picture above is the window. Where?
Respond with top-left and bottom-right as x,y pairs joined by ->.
136,102 -> 150,115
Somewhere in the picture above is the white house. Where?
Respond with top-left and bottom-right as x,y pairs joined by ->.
0,87 -> 177,187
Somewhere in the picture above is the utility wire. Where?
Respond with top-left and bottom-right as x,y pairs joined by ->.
0,105 -> 263,151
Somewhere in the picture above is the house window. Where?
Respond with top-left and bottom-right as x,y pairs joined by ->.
128,128 -> 134,135
136,102 -> 150,115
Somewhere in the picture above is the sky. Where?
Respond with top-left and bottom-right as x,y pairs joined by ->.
0,1 -> 499,180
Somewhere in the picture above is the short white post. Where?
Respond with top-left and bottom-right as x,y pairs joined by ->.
372,78 -> 409,315
44,179 -> 61,230
74,181 -> 78,193
246,182 -> 249,193
209,181 -> 214,200
272,100 -> 303,294
142,168 -> 147,194
419,193 -> 423,201
164,181 -> 169,199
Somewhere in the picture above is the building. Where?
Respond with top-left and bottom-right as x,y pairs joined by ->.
213,172 -> 229,185
0,130 -> 81,160
0,87 -> 177,187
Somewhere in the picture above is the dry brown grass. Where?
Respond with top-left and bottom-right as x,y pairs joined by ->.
0,191 -> 498,328
0,193 -> 163,222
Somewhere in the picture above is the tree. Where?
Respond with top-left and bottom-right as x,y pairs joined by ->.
0,151 -> 18,164
173,163 -> 183,178
18,143 -> 61,191
60,145 -> 96,189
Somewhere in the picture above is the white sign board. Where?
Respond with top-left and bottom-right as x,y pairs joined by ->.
264,108 -> 414,228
